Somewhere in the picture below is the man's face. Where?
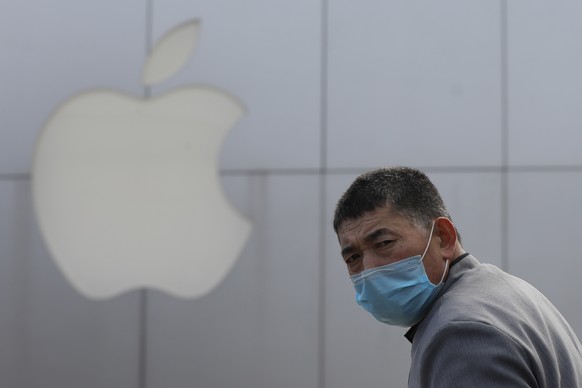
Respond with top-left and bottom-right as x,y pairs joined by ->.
337,205 -> 444,284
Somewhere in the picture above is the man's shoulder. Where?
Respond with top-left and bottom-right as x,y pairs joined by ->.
409,258 -> 582,388
418,259 -> 548,342
415,255 -> 580,355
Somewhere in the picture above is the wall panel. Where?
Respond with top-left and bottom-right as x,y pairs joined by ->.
0,181 -> 29,388
508,0 -> 582,166
151,0 -> 322,171
0,0 -> 147,174
327,0 -> 502,169
508,172 -> 582,336
146,174 -> 320,388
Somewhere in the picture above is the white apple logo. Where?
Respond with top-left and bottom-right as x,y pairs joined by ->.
31,20 -> 252,300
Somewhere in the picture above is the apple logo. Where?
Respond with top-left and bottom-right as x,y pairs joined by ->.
31,20 -> 252,300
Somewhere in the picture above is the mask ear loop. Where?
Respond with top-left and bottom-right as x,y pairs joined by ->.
421,220 -> 450,285
420,220 -> 436,262
438,259 -> 449,285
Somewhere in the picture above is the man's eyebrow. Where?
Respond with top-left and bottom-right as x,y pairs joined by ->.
364,228 -> 392,243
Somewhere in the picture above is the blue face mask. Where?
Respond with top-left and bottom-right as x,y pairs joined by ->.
350,221 -> 448,327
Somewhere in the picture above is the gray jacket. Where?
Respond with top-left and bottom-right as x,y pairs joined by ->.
407,254 -> 582,387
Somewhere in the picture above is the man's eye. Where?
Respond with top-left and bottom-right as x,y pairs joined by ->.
345,254 -> 361,265
376,240 -> 393,248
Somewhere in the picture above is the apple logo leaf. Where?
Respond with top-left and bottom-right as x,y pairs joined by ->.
142,19 -> 200,86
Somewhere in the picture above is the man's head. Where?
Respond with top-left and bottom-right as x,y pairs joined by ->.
333,167 -> 463,283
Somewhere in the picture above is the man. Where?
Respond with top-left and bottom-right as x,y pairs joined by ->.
333,166 -> 582,387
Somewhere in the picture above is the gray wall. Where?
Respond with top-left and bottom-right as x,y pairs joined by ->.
2,1 -> 582,387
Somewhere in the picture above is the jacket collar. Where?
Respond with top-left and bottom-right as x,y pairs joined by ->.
404,252 -> 474,343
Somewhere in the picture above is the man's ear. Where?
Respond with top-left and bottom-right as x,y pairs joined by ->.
434,217 -> 457,258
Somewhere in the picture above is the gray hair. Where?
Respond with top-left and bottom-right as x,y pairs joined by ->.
333,167 -> 459,241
